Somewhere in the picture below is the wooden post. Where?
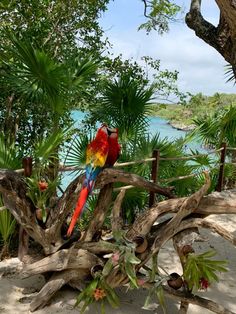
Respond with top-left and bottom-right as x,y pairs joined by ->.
149,149 -> 160,207
18,157 -> 33,261
215,143 -> 226,192
22,157 -> 33,177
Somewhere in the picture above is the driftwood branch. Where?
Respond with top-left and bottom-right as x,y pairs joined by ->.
95,168 -> 175,198
126,188 -> 236,239
30,269 -> 87,312
173,217 -> 236,247
163,284 -> 235,314
83,183 -> 113,241
139,172 -> 210,266
112,189 -> 126,232
21,248 -> 103,278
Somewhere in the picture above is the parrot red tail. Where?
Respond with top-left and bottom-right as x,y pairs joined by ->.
66,186 -> 89,237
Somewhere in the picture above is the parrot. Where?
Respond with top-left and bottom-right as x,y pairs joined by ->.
66,124 -> 109,237
106,127 -> 121,167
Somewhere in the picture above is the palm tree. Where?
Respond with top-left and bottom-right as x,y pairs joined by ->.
1,34 -> 99,149
88,73 -> 155,143
188,106 -> 236,188
1,34 -> 99,182
189,106 -> 236,148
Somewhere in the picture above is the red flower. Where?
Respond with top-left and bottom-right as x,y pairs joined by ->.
38,181 -> 48,191
93,288 -> 106,301
137,278 -> 146,286
111,252 -> 120,265
200,277 -> 209,290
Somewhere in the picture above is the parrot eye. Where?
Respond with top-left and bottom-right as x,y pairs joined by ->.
107,126 -> 117,135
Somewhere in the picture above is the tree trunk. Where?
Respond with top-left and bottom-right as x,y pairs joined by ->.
186,0 -> 236,69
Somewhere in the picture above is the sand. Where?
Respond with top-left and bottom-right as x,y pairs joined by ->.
1,214 -> 236,314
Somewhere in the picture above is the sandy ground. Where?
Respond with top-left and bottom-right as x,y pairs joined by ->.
1,214 -> 236,314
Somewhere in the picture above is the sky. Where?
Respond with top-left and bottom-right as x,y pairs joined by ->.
99,0 -> 236,98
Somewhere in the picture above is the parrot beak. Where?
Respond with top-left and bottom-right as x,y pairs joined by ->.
107,126 -> 117,136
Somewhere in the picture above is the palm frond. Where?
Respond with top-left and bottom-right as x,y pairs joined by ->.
0,132 -> 21,169
89,73 -> 154,139
0,208 -> 16,243
224,64 -> 236,84
2,34 -> 68,113
71,55 -> 99,87
63,131 -> 95,179
33,128 -> 69,166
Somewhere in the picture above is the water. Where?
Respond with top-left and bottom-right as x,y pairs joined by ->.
72,111 -> 187,141
148,116 -> 186,140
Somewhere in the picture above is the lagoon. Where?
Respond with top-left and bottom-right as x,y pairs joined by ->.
71,110 -> 187,141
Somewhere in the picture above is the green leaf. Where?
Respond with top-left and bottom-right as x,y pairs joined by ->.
102,259 -> 114,277
101,280 -> 120,308
125,261 -> 138,288
101,300 -> 105,314
125,252 -> 140,265
0,207 -> 16,243
156,286 -> 166,314
198,250 -> 217,259
143,294 -> 152,310
79,297 -> 93,314
75,290 -> 87,307
86,278 -> 99,295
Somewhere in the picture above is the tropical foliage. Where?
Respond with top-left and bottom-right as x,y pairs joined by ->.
190,106 -> 236,148
0,133 -> 20,257
184,250 -> 228,291
0,203 -> 16,259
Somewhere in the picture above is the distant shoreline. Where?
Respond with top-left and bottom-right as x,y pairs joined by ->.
167,121 -> 195,131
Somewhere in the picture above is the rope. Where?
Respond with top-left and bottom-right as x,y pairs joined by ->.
159,148 -> 223,161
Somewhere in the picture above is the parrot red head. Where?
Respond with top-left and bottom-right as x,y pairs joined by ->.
107,126 -> 118,137
95,124 -> 108,139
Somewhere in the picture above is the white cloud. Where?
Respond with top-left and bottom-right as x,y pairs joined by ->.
100,1 -> 236,96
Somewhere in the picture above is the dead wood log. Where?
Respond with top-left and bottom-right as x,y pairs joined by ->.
172,217 -> 236,247
126,187 -> 236,240
95,168 -> 175,198
47,168 -> 174,237
18,228 -> 29,261
112,189 -> 126,233
30,269 -> 87,312
162,284 -> 235,314
74,240 -> 116,255
21,248 -> 103,278
83,184 -> 113,241
0,167 -> 174,254
0,170 -> 56,253
139,172 -> 210,267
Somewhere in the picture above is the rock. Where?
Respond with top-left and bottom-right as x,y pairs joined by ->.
0,257 -> 23,277
168,121 -> 195,131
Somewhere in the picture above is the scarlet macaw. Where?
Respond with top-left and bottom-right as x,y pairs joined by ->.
67,124 -> 109,237
106,127 -> 121,166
